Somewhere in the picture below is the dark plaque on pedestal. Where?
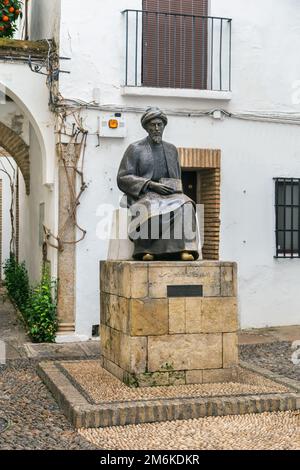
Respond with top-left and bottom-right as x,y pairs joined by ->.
167,285 -> 203,298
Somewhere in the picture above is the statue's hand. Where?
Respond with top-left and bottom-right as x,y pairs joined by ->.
148,181 -> 174,195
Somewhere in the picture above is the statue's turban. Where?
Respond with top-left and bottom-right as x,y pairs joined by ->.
141,107 -> 168,129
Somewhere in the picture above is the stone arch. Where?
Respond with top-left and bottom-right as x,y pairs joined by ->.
0,121 -> 30,195
0,71 -> 54,186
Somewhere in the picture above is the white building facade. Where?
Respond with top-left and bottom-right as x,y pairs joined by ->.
0,47 -> 57,285
2,0 -> 300,339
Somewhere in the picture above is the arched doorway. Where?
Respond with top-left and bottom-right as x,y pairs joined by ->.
0,91 -> 55,286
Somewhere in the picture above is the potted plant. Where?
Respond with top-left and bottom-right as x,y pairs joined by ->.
0,0 -> 22,38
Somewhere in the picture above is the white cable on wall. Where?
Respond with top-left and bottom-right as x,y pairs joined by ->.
59,98 -> 300,126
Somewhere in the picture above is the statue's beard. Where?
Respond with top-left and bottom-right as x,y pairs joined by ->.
150,134 -> 163,144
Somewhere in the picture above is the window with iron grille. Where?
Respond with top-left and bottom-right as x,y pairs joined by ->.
275,178 -> 300,258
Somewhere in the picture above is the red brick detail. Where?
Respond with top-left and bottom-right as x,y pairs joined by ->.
178,148 -> 221,260
0,121 -> 30,195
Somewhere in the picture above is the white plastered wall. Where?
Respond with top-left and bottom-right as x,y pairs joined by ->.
28,0 -> 61,42
18,124 -> 57,283
0,158 -> 16,278
55,0 -> 300,334
0,63 -> 58,283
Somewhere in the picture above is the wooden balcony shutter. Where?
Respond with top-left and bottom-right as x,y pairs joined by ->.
142,0 -> 208,89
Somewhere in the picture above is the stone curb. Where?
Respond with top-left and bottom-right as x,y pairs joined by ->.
37,361 -> 300,429
240,360 -> 300,393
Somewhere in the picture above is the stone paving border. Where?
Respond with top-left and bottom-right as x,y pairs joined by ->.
37,361 -> 300,429
24,341 -> 100,360
239,360 -> 300,393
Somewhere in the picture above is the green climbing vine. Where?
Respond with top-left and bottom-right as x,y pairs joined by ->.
3,254 -> 58,342
3,253 -> 29,312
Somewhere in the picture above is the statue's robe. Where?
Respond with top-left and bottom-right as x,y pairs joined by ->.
117,137 -> 200,259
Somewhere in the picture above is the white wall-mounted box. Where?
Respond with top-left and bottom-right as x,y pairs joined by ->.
99,113 -> 127,138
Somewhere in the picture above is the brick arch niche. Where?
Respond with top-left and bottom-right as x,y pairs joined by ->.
178,148 -> 221,260
0,121 -> 30,195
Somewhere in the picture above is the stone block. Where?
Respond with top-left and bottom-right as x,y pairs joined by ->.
100,290 -> 107,325
186,370 -> 203,384
221,266 -> 234,296
168,371 -> 186,385
136,371 -> 170,388
148,334 -> 222,372
270,397 -> 281,412
117,263 -> 131,297
101,261 -> 149,298
185,298 -> 202,333
201,298 -> 238,333
148,265 -> 186,298
185,297 -> 237,334
73,408 -> 84,428
102,261 -> 118,295
101,293 -> 130,333
185,265 -> 221,297
169,298 -> 185,334
148,262 -> 221,298
117,405 -> 130,426
101,327 -> 147,375
101,325 -> 130,371
129,336 -> 147,374
123,371 -> 139,388
223,333 -> 239,367
100,261 -> 107,293
130,265 -> 149,298
130,298 -> 168,336
223,398 -> 238,416
202,368 -> 235,383
102,356 -> 125,382
232,262 -> 238,297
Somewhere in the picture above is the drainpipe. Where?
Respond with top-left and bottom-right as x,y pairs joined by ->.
25,0 -> 29,40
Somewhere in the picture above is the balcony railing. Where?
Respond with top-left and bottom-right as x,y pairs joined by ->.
123,9 -> 232,92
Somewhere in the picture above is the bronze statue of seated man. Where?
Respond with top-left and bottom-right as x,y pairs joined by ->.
117,107 -> 200,262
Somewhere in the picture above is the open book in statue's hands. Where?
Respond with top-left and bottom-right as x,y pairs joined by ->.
159,178 -> 183,193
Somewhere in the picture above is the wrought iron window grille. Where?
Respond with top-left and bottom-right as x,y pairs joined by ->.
274,178 -> 300,259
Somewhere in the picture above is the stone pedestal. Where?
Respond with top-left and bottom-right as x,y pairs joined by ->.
100,261 -> 238,387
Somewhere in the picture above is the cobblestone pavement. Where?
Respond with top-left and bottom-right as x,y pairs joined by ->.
2,356 -> 299,450
0,289 -> 29,361
0,290 -> 299,450
0,291 -> 97,450
78,341 -> 300,450
240,341 -> 300,381
0,360 -> 98,450
79,411 -> 300,450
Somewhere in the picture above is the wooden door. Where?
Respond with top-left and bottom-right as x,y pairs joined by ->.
182,170 -> 198,203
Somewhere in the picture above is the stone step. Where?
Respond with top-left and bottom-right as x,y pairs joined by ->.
37,360 -> 300,429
